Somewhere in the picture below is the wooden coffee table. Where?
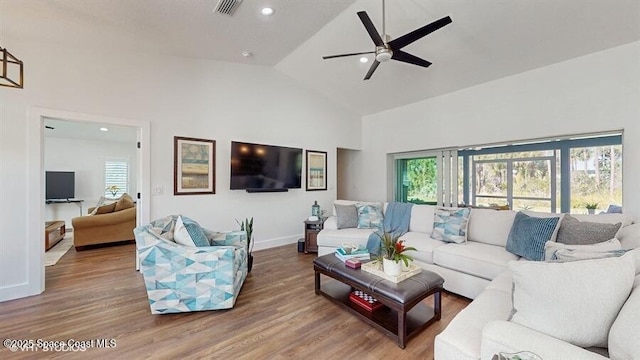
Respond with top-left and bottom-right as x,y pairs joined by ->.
45,220 -> 65,251
313,254 -> 444,348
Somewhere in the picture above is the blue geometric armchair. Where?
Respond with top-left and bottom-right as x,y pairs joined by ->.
134,215 -> 248,314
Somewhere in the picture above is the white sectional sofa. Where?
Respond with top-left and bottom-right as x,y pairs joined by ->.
316,200 -> 640,359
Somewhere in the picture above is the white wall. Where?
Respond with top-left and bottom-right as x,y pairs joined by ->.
351,42 -> 640,217
44,137 -> 138,227
0,39 -> 361,300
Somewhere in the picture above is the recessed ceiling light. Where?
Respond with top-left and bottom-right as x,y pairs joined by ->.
99,127 -> 108,132
242,51 -> 253,58
261,7 -> 274,16
359,57 -> 369,63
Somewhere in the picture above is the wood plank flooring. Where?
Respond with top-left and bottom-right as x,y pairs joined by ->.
0,244 -> 470,359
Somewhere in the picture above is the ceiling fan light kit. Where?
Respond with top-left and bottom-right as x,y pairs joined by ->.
322,0 -> 452,80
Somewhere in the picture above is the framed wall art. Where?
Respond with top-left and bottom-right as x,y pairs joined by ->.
306,150 -> 327,191
174,136 -> 215,195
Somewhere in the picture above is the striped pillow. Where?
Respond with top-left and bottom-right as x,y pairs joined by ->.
506,212 -> 559,261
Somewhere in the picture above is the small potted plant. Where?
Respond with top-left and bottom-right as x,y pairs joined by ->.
585,202 -> 598,214
236,217 -> 254,272
378,232 -> 416,276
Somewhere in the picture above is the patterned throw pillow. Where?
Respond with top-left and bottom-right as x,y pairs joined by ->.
174,215 -> 210,247
356,203 -> 384,230
506,212 -> 559,261
430,207 -> 471,244
556,214 -> 622,245
335,204 -> 358,229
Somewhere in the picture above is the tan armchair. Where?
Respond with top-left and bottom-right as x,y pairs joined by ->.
72,204 -> 136,250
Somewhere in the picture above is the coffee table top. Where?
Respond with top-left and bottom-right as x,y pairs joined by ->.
314,254 -> 444,304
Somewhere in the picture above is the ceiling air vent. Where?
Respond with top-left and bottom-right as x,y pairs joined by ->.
214,0 -> 243,16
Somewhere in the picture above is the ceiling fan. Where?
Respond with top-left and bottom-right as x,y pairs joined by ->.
322,0 -> 452,80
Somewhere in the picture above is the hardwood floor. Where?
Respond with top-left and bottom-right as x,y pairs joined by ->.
0,244 -> 470,359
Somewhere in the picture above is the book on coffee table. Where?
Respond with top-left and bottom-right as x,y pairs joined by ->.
349,290 -> 383,312
335,247 -> 370,262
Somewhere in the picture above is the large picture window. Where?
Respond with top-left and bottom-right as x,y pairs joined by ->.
394,132 -> 622,213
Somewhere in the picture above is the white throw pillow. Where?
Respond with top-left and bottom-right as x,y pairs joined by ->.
173,215 -> 210,247
509,254 -> 635,348
544,238 -> 622,261
609,274 -> 640,360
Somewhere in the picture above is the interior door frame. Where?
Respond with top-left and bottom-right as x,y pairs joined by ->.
28,107 -> 150,293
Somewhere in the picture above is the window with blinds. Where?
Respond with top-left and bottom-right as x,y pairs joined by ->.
104,160 -> 129,198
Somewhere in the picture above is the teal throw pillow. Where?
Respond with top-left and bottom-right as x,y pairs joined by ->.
356,203 -> 384,230
174,215 -> 210,247
430,207 -> 471,244
506,212 -> 559,261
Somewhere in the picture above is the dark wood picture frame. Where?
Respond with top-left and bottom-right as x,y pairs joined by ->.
306,150 -> 327,191
174,136 -> 216,195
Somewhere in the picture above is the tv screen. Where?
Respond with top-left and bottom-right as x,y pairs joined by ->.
230,141 -> 302,190
46,171 -> 75,199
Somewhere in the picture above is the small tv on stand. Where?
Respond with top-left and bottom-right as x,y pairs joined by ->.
45,171 -> 75,200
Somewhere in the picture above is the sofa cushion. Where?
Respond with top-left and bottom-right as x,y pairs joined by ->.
115,193 -> 135,211
608,275 -> 640,359
556,214 -> 622,245
95,202 -> 117,214
398,231 -> 446,264
174,215 -> 210,247
544,238 -> 622,261
433,241 -> 518,280
467,208 -> 517,247
334,203 -> 358,229
481,321 -> 609,360
408,204 -> 436,233
506,212 -> 559,261
617,223 -> 640,250
316,228 -> 375,249
509,253 -> 635,348
89,196 -> 107,215
434,288 -> 513,360
431,207 -> 471,244
356,203 -> 384,229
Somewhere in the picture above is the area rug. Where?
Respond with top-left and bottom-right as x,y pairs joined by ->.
45,237 -> 73,266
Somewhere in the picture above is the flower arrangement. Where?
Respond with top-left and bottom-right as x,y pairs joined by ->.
106,185 -> 119,197
378,232 -> 416,267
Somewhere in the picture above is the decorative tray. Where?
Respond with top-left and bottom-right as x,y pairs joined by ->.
361,261 -> 422,283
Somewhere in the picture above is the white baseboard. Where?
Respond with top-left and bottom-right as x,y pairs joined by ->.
252,235 -> 301,251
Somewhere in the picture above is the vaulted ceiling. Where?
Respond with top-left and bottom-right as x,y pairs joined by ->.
4,0 -> 640,116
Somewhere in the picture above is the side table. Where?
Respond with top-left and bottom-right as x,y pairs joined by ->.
304,219 -> 324,253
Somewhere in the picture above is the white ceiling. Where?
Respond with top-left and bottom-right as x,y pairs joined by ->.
44,118 -> 137,143
4,0 -> 640,118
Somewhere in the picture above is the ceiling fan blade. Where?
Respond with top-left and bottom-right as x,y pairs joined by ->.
363,60 -> 380,80
391,50 -> 432,68
357,11 -> 384,47
322,51 -> 375,60
388,16 -> 452,50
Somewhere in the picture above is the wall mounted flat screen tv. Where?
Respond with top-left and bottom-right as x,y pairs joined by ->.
230,141 -> 302,190
46,171 -> 75,200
